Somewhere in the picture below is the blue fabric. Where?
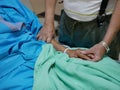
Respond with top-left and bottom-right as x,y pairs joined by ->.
0,0 -> 45,90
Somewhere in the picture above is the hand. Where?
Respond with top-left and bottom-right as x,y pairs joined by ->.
37,23 -> 55,43
66,49 -> 91,60
80,43 -> 106,61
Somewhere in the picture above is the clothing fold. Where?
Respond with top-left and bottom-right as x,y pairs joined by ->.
0,0 -> 45,90
33,44 -> 120,90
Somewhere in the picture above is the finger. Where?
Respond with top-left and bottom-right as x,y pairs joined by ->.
37,36 -> 42,40
75,49 -> 91,60
91,56 -> 101,62
87,54 -> 95,59
47,37 -> 52,43
42,36 -> 47,42
78,53 -> 92,60
80,49 -> 92,55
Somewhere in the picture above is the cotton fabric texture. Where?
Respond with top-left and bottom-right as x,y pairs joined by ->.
33,44 -> 120,90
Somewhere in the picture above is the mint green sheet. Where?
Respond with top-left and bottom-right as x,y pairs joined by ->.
33,44 -> 120,90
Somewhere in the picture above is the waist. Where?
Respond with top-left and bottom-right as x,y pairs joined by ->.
63,11 -> 112,23
64,9 -> 112,22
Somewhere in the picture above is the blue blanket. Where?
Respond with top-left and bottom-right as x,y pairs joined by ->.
0,0 -> 45,90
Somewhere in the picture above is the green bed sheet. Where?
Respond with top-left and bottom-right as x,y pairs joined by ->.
33,44 -> 120,90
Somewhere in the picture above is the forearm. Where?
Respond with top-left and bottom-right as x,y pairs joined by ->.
51,39 -> 91,59
51,39 -> 66,52
45,0 -> 57,25
103,0 -> 120,45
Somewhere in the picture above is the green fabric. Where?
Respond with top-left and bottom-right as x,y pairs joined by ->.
33,44 -> 120,90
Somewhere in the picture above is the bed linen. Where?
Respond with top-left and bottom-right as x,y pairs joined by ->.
0,0 -> 120,90
0,0 -> 45,90
33,44 -> 120,90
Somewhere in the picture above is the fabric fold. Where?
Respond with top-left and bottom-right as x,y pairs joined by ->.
33,44 -> 120,90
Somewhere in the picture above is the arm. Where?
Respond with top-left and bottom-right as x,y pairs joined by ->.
103,0 -> 120,45
37,0 -> 57,42
37,0 -> 90,59
81,0 -> 120,61
51,39 -> 90,59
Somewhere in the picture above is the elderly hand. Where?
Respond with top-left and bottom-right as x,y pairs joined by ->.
37,23 -> 55,43
66,49 -> 91,60
80,43 -> 106,62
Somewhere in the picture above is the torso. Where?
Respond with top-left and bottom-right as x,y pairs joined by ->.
63,0 -> 117,21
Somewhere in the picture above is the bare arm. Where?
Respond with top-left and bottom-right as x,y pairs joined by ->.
103,0 -> 120,45
37,0 -> 57,42
51,39 -> 91,59
81,0 -> 120,61
44,0 -> 57,25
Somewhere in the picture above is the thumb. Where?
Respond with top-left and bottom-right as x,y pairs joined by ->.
91,56 -> 101,62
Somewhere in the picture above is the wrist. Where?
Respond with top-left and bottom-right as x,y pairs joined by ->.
44,21 -> 54,26
64,47 -> 71,53
100,41 -> 110,53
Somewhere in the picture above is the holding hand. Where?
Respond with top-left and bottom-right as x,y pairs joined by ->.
65,48 -> 92,60
80,42 -> 107,62
51,39 -> 91,60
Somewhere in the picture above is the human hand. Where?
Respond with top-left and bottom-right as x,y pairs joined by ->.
37,23 -> 55,43
80,43 -> 106,61
66,49 -> 91,60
